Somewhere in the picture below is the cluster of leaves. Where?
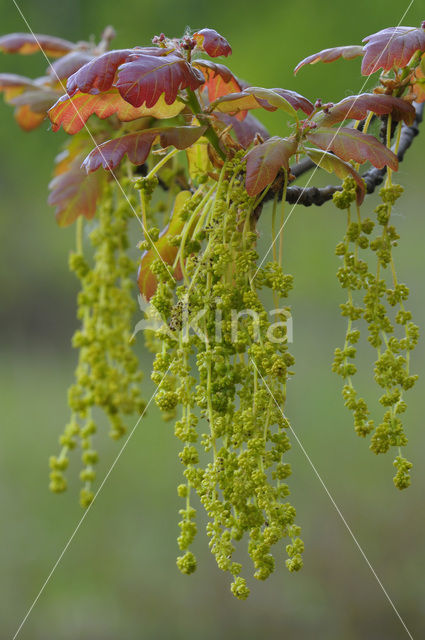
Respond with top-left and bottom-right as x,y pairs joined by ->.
2,23 -> 423,227
1,20 -> 424,598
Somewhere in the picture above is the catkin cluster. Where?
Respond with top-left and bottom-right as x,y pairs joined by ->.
333,177 -> 417,489
50,184 -> 146,506
144,156 -> 302,598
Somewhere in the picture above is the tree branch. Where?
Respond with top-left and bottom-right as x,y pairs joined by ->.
256,102 -> 424,215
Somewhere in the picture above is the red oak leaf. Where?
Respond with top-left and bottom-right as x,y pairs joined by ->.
216,112 -> 270,148
115,52 -> 204,107
47,51 -> 94,82
193,29 -> 232,57
294,45 -> 364,74
211,86 -> 312,118
362,26 -> 425,75
244,136 -> 298,196
82,125 -> 206,173
10,88 -> 61,113
48,89 -> 184,134
0,72 -> 35,100
193,60 -> 241,101
317,93 -> 415,126
14,104 -> 46,131
0,32 -> 76,57
307,127 -> 398,170
66,49 -> 142,95
48,155 -> 104,226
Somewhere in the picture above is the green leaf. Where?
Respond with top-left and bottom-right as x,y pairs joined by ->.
305,147 -> 365,204
211,87 -> 312,120
243,87 -> 298,119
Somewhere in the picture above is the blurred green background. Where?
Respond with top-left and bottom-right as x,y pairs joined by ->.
1,0 -> 424,638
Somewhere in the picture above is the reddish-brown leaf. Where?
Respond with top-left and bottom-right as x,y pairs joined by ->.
14,104 -> 45,131
305,147 -> 365,205
48,155 -> 104,226
294,45 -> 364,74
49,89 -> 184,134
66,47 -> 170,96
0,72 -> 35,100
362,26 -> 425,75
211,90 -> 273,116
211,86 -> 312,118
53,137 -> 89,176
244,136 -> 298,196
216,112 -> 270,148
317,93 -> 416,126
47,51 -> 94,81
193,29 -> 232,57
11,87 -> 61,113
66,49 -> 140,95
307,127 -> 398,170
82,125 -> 206,173
0,32 -> 75,57
138,190 -> 192,300
193,59 -> 241,102
116,52 -> 204,107
271,88 -> 313,115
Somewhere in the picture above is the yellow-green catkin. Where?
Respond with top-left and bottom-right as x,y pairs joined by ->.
142,155 -> 302,599
50,183 -> 146,507
333,177 -> 418,489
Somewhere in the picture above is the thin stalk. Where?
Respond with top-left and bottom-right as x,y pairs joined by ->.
146,148 -> 180,179
76,216 -> 83,255
278,170 -> 289,268
185,88 -> 226,160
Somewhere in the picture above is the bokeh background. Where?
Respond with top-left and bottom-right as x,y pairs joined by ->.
1,0 -> 424,638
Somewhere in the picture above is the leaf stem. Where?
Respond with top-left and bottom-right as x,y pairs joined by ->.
147,148 -> 180,179
278,170 -> 289,268
76,216 -> 83,254
185,88 -> 226,160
